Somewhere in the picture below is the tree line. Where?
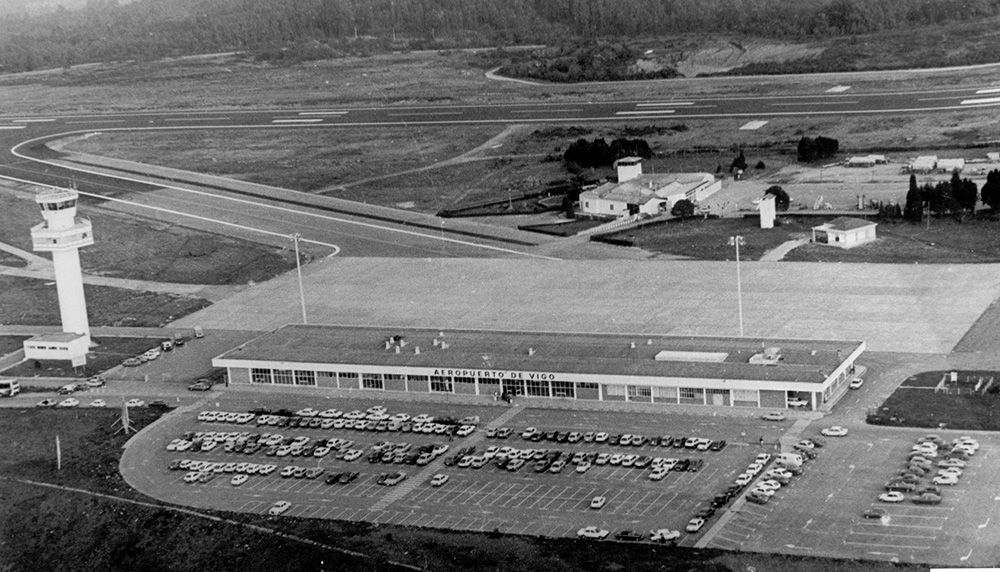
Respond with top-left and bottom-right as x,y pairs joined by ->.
2,0 -> 1000,73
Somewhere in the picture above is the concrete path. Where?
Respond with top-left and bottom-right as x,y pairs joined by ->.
759,238 -> 809,261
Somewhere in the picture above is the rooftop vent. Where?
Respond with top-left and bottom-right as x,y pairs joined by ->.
528,347 -> 535,356
414,346 -> 420,355
629,342 -> 636,349
749,346 -> 782,366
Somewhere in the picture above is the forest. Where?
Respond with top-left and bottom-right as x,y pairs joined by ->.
2,0 -> 1000,74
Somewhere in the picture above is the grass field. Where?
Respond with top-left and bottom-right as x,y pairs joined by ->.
1,337 -> 165,379
869,370 -> 1000,430
0,191 -> 297,286
0,408 -> 927,572
0,276 -> 210,328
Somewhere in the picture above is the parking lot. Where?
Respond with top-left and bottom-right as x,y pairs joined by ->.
703,424 -> 1000,566
122,391 -> 791,545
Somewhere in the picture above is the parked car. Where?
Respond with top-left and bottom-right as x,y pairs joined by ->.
878,491 -> 905,503
614,530 -> 644,542
429,474 -> 449,487
761,412 -> 786,421
577,526 -> 609,539
912,492 -> 943,505
590,496 -> 607,509
267,501 -> 291,516
650,529 -> 681,543
685,517 -> 706,532
187,380 -> 212,391
863,507 -> 887,519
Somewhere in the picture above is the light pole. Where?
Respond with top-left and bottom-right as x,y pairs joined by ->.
290,233 -> 308,324
729,235 -> 745,337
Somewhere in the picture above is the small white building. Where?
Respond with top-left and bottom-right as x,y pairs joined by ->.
811,217 -> 877,249
909,156 -> 937,173
578,158 -> 720,218
937,158 -> 965,173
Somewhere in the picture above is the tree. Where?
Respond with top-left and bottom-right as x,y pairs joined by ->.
671,199 -> 695,219
950,170 -> 978,212
904,173 -> 923,221
982,169 -> 1000,211
797,135 -> 839,162
729,151 -> 747,173
764,185 -> 790,211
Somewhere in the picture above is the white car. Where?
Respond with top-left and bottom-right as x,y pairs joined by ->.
650,529 -> 681,542
761,412 -> 786,422
230,474 -> 249,486
787,397 -> 809,407
685,517 -> 706,533
932,474 -> 959,485
754,453 -> 772,464
429,474 -> 449,487
937,467 -> 963,478
143,349 -> 161,360
878,491 -> 905,503
594,432 -> 609,443
750,486 -> 775,497
267,501 -> 291,516
734,473 -> 753,487
576,461 -> 592,474
295,408 -> 319,417
821,426 -> 849,437
57,397 -> 80,408
412,414 -> 433,424
590,496 -> 607,509
456,425 -> 475,437
343,449 -> 363,462
848,378 -> 864,389
520,427 -> 538,439
89,399 -> 107,408
318,408 -> 341,418
649,467 -> 670,481
577,526 -> 609,539
937,458 -> 966,468
126,399 -> 145,408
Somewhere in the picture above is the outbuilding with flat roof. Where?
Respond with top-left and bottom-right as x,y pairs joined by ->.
212,324 -> 866,412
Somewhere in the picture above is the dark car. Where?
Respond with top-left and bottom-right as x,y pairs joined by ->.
863,507 -> 887,519
634,456 -> 651,469
912,492 -> 942,505
694,507 -> 716,519
648,436 -> 661,447
375,473 -> 390,485
674,459 -> 690,471
496,427 -> 512,439
168,459 -> 183,470
687,459 -> 704,472
543,431 -> 558,442
147,400 -> 172,411
325,473 -> 343,485
671,437 -> 686,448
608,434 -> 621,446
249,407 -> 272,415
709,440 -> 727,451
555,432 -> 569,443
885,481 -> 918,493
341,472 -> 360,484
711,494 -> 730,508
614,530 -> 644,542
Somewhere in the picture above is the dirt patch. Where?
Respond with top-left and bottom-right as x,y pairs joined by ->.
672,39 -> 825,77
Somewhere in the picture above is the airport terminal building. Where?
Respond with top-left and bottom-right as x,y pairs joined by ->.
212,325 -> 866,412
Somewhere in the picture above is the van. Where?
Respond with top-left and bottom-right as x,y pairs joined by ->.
0,379 -> 20,397
160,340 -> 174,351
776,452 -> 803,467
193,326 -> 204,339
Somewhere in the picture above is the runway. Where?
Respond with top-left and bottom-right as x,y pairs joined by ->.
2,82 -> 1000,256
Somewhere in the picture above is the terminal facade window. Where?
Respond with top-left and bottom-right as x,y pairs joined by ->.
362,373 -> 383,390
251,368 -> 272,384
273,369 -> 294,385
295,370 -> 316,386
430,375 -> 452,393
627,385 -> 652,402
552,380 -> 574,398
525,378 -> 549,397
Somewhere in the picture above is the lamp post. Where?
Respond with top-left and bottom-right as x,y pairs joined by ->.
290,233 -> 308,324
729,235 -> 745,337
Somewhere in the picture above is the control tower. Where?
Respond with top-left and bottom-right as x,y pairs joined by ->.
22,187 -> 93,366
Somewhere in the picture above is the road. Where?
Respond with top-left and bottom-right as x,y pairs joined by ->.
2,84 -> 1000,257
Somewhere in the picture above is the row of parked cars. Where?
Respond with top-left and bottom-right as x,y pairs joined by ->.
171,458 -> 278,485
576,526 -> 682,543
518,427 -> 727,452
202,406 -> 480,436
871,434 -> 980,512
443,443 -> 708,479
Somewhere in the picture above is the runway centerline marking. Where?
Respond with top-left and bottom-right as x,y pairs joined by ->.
272,118 -> 324,123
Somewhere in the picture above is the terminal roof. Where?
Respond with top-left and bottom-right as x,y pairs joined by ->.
216,325 -> 863,384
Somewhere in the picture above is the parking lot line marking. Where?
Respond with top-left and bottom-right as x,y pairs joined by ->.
844,540 -> 931,550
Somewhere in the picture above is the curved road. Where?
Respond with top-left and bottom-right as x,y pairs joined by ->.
1,84 -> 999,255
